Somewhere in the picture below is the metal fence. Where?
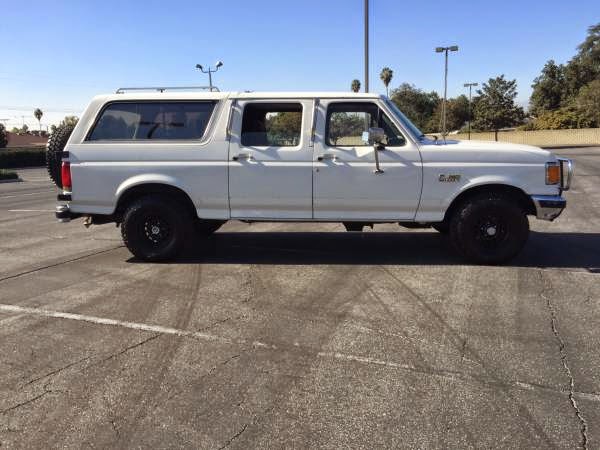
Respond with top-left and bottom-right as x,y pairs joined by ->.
449,128 -> 600,147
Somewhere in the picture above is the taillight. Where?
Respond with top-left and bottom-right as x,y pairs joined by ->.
61,161 -> 72,190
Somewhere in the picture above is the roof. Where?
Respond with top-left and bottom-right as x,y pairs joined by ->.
93,91 -> 382,103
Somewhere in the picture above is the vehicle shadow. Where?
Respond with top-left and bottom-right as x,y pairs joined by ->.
154,231 -> 600,270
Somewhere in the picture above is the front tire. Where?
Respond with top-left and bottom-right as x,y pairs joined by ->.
121,196 -> 192,261
449,193 -> 529,264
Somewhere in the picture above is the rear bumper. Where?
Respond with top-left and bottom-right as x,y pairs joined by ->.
55,204 -> 81,223
531,195 -> 566,221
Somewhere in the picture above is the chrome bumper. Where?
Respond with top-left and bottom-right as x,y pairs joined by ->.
531,195 -> 566,221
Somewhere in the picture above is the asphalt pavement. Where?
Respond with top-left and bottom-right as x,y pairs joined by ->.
1,148 -> 599,449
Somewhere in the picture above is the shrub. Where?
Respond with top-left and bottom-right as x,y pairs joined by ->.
0,147 -> 46,168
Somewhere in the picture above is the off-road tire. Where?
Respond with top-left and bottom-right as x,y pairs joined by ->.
449,193 -> 529,265
121,195 -> 192,261
46,124 -> 75,188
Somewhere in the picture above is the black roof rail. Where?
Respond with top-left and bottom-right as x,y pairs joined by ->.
115,86 -> 220,94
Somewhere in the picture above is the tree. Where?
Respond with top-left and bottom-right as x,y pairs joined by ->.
20,124 -> 29,134
390,83 -> 439,132
351,79 -> 361,93
564,22 -> 600,97
379,67 -> 393,97
427,95 -> 470,132
60,116 -> 79,127
0,123 -> 7,148
529,60 -> 566,116
575,79 -> 600,127
472,75 -> 524,136
266,111 -> 302,145
34,108 -> 43,131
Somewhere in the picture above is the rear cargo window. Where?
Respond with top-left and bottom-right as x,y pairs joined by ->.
87,101 -> 216,141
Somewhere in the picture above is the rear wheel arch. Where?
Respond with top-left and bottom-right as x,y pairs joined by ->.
115,183 -> 197,220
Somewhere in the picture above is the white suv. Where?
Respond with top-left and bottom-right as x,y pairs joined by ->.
52,88 -> 573,264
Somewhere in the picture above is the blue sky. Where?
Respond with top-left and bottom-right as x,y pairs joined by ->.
1,0 -> 598,129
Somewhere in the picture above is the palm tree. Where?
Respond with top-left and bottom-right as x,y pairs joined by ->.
351,79 -> 361,93
380,67 -> 393,97
34,108 -> 43,131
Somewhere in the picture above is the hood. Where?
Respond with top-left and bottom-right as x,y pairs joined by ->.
418,138 -> 555,164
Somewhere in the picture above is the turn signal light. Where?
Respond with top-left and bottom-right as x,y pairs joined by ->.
546,162 -> 560,185
61,161 -> 72,191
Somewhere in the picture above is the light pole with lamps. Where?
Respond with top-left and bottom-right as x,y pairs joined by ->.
463,82 -> 478,140
435,45 -> 458,138
195,61 -> 223,91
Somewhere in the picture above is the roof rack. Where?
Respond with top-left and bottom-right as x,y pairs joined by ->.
115,86 -> 220,94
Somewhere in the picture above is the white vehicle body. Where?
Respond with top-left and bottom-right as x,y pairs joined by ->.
55,89 -> 573,263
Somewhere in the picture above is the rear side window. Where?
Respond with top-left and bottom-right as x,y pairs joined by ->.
87,101 -> 216,141
241,103 -> 302,147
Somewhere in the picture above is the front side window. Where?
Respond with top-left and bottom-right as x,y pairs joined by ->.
326,102 -> 405,147
241,103 -> 302,147
88,101 -> 216,141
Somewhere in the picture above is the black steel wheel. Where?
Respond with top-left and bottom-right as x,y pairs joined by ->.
121,195 -> 192,261
449,193 -> 529,264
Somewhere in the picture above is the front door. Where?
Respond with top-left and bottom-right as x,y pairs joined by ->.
313,100 -> 422,220
228,99 -> 314,219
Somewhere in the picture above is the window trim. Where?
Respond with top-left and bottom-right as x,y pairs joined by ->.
324,101 -> 407,148
239,101 -> 304,148
84,100 -> 219,142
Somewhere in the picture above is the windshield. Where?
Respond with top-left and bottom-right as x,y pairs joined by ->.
383,98 -> 425,140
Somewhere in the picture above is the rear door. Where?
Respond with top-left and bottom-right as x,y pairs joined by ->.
313,100 -> 422,220
228,99 -> 314,219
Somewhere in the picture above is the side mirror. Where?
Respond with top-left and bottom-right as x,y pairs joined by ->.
361,127 -> 385,145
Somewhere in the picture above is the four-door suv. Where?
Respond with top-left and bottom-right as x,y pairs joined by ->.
51,87 -> 572,264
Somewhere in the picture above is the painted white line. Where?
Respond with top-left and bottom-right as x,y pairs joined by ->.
0,303 -> 275,349
8,209 -> 54,212
1,302 -> 599,403
0,190 -> 54,199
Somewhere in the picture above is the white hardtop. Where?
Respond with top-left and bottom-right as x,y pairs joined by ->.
92,91 -> 383,103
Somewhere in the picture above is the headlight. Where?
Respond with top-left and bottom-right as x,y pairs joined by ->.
545,162 -> 560,185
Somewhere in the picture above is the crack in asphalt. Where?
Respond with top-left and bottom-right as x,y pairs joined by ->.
218,423 -> 248,450
23,356 -> 92,387
540,271 -> 589,450
0,245 -> 124,283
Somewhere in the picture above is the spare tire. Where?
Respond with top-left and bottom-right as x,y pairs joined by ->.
46,124 -> 75,188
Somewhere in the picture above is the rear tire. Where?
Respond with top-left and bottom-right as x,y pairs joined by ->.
449,193 -> 529,264
432,222 -> 449,234
121,195 -> 192,261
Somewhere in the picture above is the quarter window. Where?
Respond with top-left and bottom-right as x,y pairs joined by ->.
241,103 -> 302,147
326,102 -> 406,147
87,101 -> 216,141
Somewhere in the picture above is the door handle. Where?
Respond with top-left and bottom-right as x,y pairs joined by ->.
232,153 -> 253,161
317,154 -> 337,162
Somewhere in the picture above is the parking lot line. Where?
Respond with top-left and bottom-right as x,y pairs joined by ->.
0,190 -> 54,199
1,302 -> 599,405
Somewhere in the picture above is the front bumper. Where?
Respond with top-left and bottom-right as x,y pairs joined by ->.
531,195 -> 566,221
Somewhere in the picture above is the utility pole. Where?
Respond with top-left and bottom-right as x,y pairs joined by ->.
463,82 -> 478,140
195,61 -> 223,91
435,45 -> 459,138
364,0 -> 369,93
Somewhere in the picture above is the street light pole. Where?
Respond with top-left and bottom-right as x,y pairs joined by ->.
463,82 -> 478,140
195,61 -> 223,91
435,45 -> 459,139
364,0 -> 369,93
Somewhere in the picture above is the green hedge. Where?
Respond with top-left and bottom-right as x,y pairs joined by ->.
0,147 -> 46,168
